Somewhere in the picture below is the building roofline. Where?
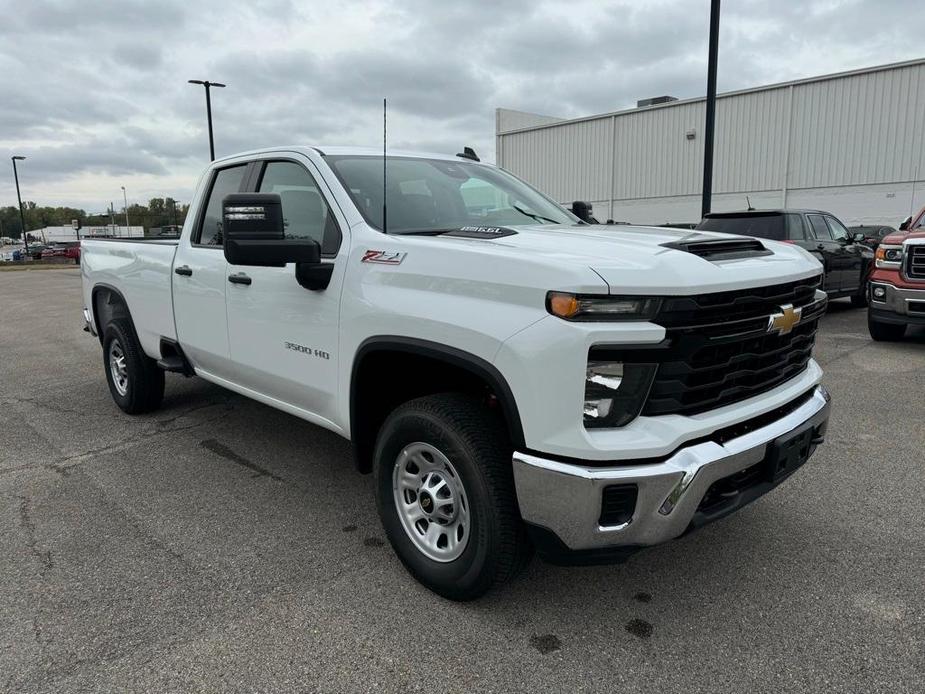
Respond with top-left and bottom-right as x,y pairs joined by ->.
497,56 -> 925,135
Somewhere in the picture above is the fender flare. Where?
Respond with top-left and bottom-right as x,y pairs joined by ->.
350,336 -> 526,450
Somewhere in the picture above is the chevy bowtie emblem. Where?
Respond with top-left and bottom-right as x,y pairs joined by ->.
767,304 -> 802,335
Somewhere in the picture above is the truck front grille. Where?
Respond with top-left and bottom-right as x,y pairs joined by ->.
642,278 -> 824,417
906,245 -> 925,280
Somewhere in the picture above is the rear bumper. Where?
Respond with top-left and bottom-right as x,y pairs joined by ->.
512,385 -> 830,561
868,282 -> 925,324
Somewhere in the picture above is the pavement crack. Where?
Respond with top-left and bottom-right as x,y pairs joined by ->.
18,495 -> 53,578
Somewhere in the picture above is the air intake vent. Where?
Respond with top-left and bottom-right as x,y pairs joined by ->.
662,238 -> 772,261
599,484 -> 638,527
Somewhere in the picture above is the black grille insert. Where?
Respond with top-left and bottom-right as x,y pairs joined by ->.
646,278 -> 823,416
599,484 -> 638,527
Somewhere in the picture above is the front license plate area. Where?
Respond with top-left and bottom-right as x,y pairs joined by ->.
766,422 -> 815,482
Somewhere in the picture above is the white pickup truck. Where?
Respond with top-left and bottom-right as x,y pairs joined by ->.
82,146 -> 831,599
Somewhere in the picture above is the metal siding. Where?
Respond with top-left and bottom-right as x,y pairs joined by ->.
500,118 -> 612,202
497,61 -> 925,210
789,63 -> 925,188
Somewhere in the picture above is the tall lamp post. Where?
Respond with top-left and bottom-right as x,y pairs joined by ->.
11,155 -> 28,253
188,79 -> 226,161
701,0 -> 721,218
121,186 -> 129,228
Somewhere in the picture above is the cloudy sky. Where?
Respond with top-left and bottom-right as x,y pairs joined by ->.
1,0 -> 922,212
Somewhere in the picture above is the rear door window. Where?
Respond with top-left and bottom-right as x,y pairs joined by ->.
807,215 -> 832,240
786,214 -> 807,240
196,165 -> 248,246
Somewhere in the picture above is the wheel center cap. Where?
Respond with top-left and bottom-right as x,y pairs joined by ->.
419,492 -> 434,514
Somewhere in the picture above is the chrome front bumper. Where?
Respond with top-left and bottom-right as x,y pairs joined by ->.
869,282 -> 925,317
513,385 -> 830,553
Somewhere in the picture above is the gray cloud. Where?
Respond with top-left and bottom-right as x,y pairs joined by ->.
1,0 -> 923,210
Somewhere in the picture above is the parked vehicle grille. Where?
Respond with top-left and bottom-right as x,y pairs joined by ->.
642,277 -> 824,417
906,245 -> 925,280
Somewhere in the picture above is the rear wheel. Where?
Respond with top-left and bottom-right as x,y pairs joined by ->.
373,393 -> 531,600
102,318 -> 165,413
868,315 -> 905,342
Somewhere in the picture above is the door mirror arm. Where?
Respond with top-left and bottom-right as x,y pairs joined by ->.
296,262 -> 333,291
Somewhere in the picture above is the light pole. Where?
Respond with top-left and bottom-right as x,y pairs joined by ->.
121,186 -> 129,228
701,0 -> 721,218
11,155 -> 28,253
188,79 -> 226,161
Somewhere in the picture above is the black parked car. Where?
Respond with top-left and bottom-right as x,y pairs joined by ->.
696,210 -> 874,307
848,224 -> 896,251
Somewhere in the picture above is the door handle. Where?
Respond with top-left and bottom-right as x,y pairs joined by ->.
816,244 -> 825,251
228,273 -> 252,286
174,265 -> 193,276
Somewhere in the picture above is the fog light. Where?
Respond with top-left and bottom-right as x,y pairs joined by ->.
872,285 -> 887,300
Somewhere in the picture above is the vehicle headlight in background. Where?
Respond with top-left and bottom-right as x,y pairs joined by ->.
875,244 -> 903,268
547,292 -> 660,321
584,360 -> 657,428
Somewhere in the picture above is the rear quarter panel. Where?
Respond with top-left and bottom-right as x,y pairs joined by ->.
81,239 -> 179,358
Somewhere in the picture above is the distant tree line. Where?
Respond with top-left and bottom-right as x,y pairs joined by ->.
0,198 -> 190,238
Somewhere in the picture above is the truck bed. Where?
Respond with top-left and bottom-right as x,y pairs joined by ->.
81,237 -> 179,356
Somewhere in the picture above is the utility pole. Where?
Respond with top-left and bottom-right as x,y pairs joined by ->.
121,186 -> 129,228
109,202 -> 116,235
188,79 -> 226,161
701,0 -> 721,218
11,155 -> 29,253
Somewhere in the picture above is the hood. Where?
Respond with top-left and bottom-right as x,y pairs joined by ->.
431,224 -> 822,295
883,230 -> 925,245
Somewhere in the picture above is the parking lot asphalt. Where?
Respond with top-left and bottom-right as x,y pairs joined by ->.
1,268 -> 923,693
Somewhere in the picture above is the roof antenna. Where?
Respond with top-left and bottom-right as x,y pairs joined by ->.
382,97 -> 388,234
746,195 -> 755,211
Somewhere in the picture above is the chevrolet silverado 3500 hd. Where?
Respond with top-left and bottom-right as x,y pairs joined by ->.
82,146 -> 830,600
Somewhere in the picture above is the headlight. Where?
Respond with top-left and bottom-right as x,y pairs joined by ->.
547,292 -> 660,321
875,244 -> 903,268
584,359 -> 657,428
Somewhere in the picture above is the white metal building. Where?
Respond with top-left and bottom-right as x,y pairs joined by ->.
495,58 -> 925,226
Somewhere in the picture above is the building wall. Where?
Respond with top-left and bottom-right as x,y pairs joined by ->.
497,59 -> 925,226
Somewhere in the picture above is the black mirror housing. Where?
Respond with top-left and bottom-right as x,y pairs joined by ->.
222,193 -> 321,267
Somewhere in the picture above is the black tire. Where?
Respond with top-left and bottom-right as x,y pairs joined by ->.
868,316 -> 905,342
850,284 -> 868,308
373,393 -> 532,600
102,317 -> 165,414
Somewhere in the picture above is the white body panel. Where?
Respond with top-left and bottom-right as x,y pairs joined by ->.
81,145 -> 825,461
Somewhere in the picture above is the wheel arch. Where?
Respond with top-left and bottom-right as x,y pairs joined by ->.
349,336 -> 525,474
91,283 -> 134,344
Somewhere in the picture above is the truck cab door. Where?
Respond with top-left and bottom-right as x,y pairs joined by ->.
224,156 -> 348,427
172,163 -> 249,378
825,215 -> 864,293
806,214 -> 843,293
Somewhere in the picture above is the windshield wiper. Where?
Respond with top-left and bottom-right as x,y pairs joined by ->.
511,203 -> 561,225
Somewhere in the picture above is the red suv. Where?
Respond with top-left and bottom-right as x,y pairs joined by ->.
867,214 -> 925,340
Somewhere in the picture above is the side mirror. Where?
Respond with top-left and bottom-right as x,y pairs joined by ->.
222,193 -> 331,290
899,216 -> 911,231
570,200 -> 597,224
852,232 -> 866,243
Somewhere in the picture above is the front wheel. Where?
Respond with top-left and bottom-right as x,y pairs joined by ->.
868,316 -> 906,342
373,393 -> 532,600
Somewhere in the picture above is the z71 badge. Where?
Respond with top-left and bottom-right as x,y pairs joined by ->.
362,250 -> 406,265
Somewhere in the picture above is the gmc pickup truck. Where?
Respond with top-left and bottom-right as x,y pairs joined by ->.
82,146 -> 831,600
867,226 -> 925,340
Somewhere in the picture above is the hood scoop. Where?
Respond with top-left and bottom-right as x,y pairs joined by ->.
661,237 -> 772,261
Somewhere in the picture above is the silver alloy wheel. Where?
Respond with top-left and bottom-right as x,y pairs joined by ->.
392,442 -> 470,563
108,339 -> 129,397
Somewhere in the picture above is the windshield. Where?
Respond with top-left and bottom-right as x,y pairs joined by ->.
325,155 -> 579,233
697,214 -> 787,241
